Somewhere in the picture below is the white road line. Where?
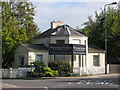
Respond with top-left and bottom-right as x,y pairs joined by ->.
68,82 -> 72,84
86,82 -> 91,84
8,84 -> 17,87
3,83 -> 19,88
67,81 -> 117,86
77,82 -> 82,84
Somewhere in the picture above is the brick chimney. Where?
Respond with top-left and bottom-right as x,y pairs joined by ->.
51,21 -> 64,29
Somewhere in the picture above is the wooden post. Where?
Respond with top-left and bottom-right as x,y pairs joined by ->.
71,54 -> 74,67
54,55 -> 55,61
82,55 -> 84,67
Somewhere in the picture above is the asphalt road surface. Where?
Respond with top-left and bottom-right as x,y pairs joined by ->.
2,74 -> 120,90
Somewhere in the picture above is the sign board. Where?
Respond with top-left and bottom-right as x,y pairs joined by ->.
49,44 -> 86,55
73,44 -> 86,55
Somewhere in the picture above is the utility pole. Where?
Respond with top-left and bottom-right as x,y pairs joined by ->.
104,2 -> 117,74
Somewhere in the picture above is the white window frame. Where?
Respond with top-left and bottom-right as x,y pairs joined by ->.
36,54 -> 43,61
93,55 -> 100,66
19,55 -> 25,66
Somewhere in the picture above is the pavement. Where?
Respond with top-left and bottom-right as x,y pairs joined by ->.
56,73 -> 120,79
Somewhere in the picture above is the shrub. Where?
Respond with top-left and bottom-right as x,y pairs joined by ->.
27,72 -> 40,77
48,60 -> 73,76
32,60 -> 46,77
43,67 -> 59,77
81,72 -> 88,76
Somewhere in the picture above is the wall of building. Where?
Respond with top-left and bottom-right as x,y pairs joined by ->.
34,35 -> 105,68
69,36 -> 88,68
14,46 -> 28,68
14,45 -> 49,68
34,37 -> 50,48
50,36 -> 69,44
28,51 -> 49,65
69,36 -> 87,44
49,35 -> 88,68
87,53 -> 105,67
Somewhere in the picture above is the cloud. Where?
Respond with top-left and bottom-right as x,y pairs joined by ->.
33,2 -> 108,32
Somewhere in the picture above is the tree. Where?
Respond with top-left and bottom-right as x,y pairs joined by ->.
82,7 -> 120,64
2,1 -> 39,68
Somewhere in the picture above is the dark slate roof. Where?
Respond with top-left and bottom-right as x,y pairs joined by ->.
21,44 -> 48,51
88,45 -> 106,53
35,25 -> 86,38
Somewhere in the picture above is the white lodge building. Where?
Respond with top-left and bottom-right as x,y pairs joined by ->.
14,21 -> 107,75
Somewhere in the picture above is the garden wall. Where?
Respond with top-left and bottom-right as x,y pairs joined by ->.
0,69 -> 28,78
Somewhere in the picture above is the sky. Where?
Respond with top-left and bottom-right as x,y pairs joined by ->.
31,1 -> 119,32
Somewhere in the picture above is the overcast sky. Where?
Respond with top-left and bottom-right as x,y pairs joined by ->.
31,1 -> 119,32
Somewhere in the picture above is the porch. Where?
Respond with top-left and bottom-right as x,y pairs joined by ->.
49,44 -> 86,67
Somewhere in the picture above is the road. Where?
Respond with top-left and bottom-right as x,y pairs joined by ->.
1,74 -> 120,90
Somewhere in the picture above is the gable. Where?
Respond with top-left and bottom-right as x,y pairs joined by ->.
14,45 -> 28,53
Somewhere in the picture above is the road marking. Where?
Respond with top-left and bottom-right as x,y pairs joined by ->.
105,82 -> 109,85
3,83 -> 18,88
86,82 -> 91,84
67,80 -> 116,85
77,82 -> 82,84
8,84 -> 17,87
68,82 -> 72,84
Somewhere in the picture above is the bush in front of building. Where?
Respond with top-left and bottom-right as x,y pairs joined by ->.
27,72 -> 40,77
32,60 -> 46,77
43,67 -> 59,77
48,60 -> 73,76
29,60 -> 59,77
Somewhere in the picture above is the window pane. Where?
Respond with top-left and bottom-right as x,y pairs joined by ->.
55,55 -> 65,61
19,56 -> 24,66
36,54 -> 43,60
93,55 -> 99,66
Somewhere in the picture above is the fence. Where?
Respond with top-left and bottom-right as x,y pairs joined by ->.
73,65 -> 109,76
0,69 -> 29,78
109,64 -> 120,73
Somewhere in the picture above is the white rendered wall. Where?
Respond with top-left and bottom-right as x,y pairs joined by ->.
34,37 -> 50,48
28,51 -> 49,65
69,36 -> 88,68
50,36 -> 69,44
34,35 -> 89,68
14,46 -> 28,68
87,53 -> 105,67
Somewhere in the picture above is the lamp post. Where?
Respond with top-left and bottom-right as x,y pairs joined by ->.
104,2 -> 117,74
